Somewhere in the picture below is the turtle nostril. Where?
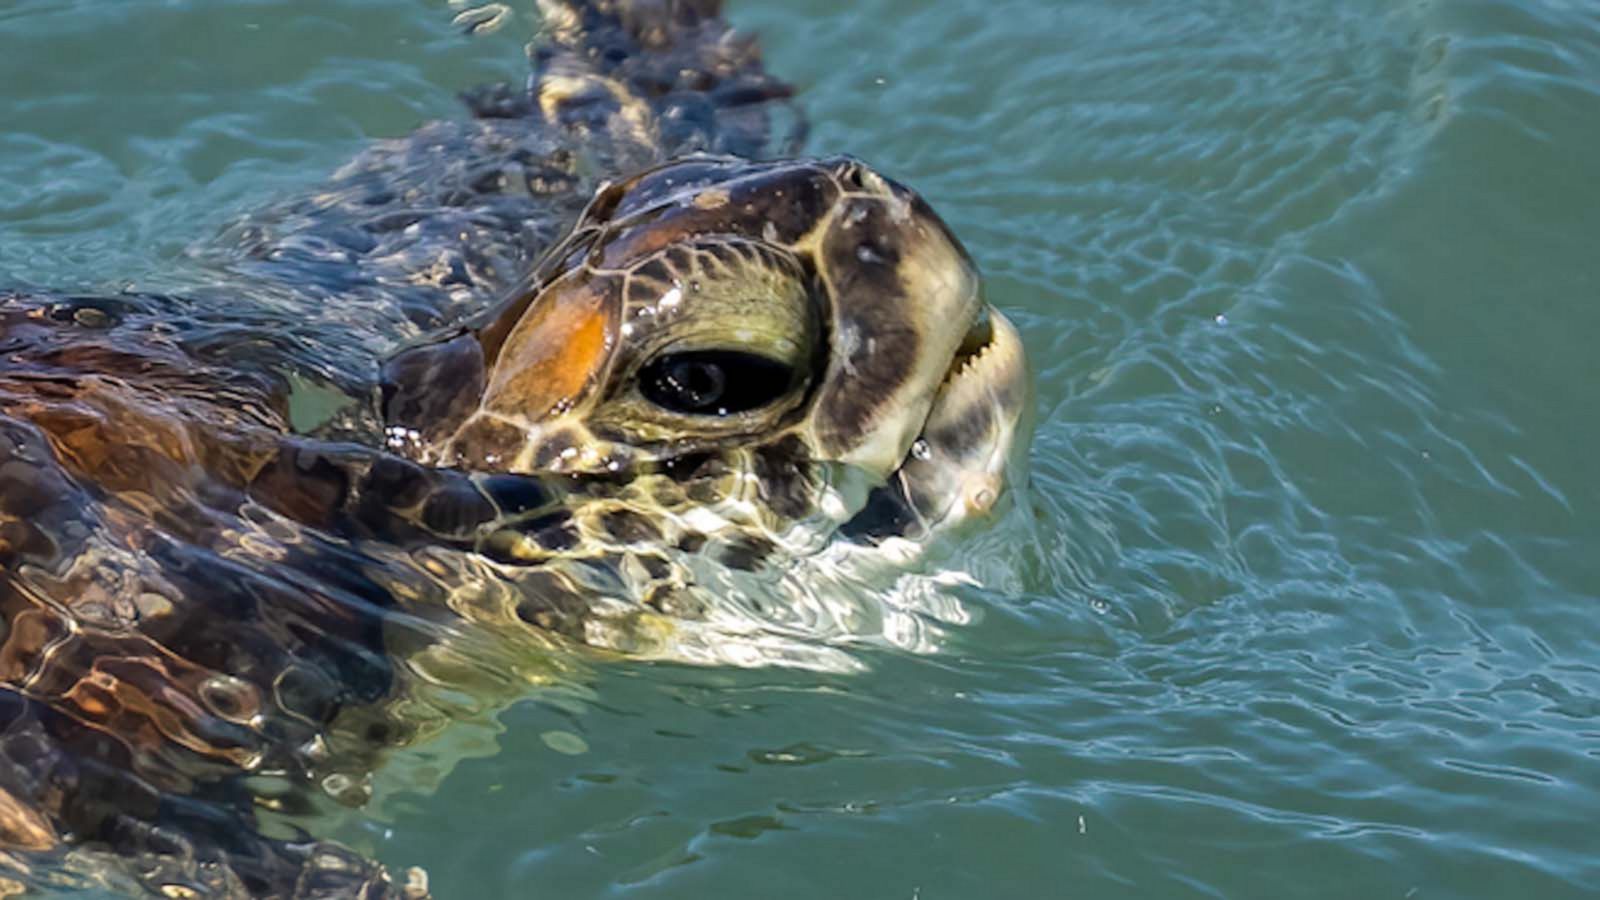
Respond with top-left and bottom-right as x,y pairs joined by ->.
832,158 -> 898,199
835,159 -> 867,191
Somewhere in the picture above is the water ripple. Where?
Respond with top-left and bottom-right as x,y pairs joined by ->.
4,0 -> 1600,895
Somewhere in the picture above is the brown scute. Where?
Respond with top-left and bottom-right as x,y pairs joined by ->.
812,197 -> 922,451
531,428 -> 581,470
483,277 -> 617,420
724,165 -> 838,244
419,482 -> 497,539
602,508 -> 664,544
21,386 -> 259,523
250,443 -> 354,527
447,416 -> 526,470
598,162 -> 838,268
360,455 -> 435,510
854,235 -> 898,266
478,474 -> 553,517
47,639 -> 265,764
627,264 -> 675,307
610,158 -> 749,220
380,331 -> 486,445
518,511 -> 581,553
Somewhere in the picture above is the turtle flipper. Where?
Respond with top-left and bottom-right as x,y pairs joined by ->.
0,396 -> 424,898
0,681 -> 426,900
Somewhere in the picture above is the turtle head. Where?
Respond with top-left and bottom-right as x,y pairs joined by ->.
382,156 -> 1028,578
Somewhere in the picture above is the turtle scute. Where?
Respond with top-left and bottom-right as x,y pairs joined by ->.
0,1 -> 1035,897
0,0 -> 812,894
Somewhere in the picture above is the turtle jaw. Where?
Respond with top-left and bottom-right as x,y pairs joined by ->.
842,304 -> 1031,545
921,305 -> 1031,517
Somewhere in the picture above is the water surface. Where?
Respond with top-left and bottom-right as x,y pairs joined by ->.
3,0 -> 1598,897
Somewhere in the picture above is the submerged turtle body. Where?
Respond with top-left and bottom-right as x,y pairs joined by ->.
0,2 -> 1029,897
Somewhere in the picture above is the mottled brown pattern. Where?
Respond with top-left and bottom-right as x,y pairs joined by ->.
0,3 -> 810,896
0,0 -> 1032,896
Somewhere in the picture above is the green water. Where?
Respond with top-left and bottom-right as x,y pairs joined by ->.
4,0 -> 1599,897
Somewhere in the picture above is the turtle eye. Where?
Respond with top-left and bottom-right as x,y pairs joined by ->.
640,350 -> 794,416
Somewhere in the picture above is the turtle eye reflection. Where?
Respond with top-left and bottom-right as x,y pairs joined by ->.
640,350 -> 794,416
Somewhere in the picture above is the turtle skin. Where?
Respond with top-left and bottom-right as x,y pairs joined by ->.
0,2 -> 804,896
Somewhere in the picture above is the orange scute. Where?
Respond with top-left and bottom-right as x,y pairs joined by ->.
483,280 -> 615,419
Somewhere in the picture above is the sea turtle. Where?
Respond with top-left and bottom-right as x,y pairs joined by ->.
0,1 -> 1029,896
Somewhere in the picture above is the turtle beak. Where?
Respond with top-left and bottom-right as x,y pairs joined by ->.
910,304 -> 1031,521
802,159 -> 984,477
840,304 -> 1031,543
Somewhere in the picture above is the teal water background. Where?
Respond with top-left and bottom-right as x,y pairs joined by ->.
3,0 -> 1599,897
